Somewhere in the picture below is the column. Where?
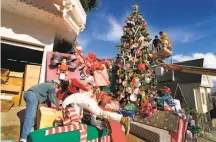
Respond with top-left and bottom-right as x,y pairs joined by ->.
39,43 -> 54,83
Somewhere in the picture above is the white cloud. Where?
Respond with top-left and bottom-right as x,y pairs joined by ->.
106,17 -> 123,41
77,35 -> 90,50
172,53 -> 216,84
92,16 -> 123,42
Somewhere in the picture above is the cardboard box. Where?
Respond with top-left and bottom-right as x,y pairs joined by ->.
24,65 -> 41,91
36,106 -> 63,129
1,69 -> 10,77
1,84 -> 23,106
9,71 -> 24,78
7,77 -> 23,86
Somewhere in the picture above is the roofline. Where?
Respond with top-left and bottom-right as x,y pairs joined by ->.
173,58 -> 204,64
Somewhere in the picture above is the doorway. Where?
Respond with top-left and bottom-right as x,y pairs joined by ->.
1,43 -> 43,72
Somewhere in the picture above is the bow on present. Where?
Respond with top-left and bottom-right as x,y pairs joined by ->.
50,52 -> 78,70
45,108 -> 111,142
45,108 -> 87,142
140,99 -> 154,117
82,53 -> 105,76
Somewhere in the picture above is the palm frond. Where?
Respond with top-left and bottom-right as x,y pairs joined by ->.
80,0 -> 101,14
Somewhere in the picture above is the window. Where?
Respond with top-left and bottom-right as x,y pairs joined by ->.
201,93 -> 206,105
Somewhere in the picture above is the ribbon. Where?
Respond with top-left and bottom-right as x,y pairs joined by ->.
140,102 -> 153,117
45,107 -> 87,142
45,107 -> 111,142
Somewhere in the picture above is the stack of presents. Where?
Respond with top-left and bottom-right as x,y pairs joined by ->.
1,65 -> 41,112
29,49 -> 126,142
129,87 -> 199,142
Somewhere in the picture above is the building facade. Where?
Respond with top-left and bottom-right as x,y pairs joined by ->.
1,0 -> 86,83
157,58 -> 214,124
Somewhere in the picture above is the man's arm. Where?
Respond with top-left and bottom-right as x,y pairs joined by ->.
48,88 -> 59,107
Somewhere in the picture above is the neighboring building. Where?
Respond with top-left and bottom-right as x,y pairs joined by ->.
157,58 -> 214,122
1,0 -> 86,83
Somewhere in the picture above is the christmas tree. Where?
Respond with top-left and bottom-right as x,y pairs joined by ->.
113,4 -> 158,107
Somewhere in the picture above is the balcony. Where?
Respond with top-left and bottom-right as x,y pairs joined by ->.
1,0 -> 87,42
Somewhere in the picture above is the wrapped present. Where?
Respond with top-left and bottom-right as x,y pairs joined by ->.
164,102 -> 173,112
93,65 -> 110,87
29,124 -> 110,142
170,118 -> 184,142
36,106 -> 63,129
140,103 -> 154,117
186,130 -> 193,142
170,118 -> 188,142
134,111 -> 179,132
45,107 -> 109,142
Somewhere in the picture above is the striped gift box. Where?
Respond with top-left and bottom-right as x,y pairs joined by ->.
45,107 -> 111,142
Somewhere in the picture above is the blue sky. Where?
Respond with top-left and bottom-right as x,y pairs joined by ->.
78,0 -> 216,60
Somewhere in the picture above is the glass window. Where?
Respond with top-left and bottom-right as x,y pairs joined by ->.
201,93 -> 206,105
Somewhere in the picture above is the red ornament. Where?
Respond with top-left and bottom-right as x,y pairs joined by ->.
138,63 -> 145,72
136,49 -> 143,56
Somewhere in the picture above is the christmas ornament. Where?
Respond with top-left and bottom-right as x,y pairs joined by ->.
133,88 -> 140,94
145,77 -> 151,84
136,49 -> 143,56
122,81 -> 128,87
120,92 -> 125,98
123,63 -> 130,70
126,87 -> 132,93
138,63 -> 145,72
134,81 -> 141,88
130,93 -> 137,102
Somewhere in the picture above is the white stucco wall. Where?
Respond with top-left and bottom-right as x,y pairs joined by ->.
200,87 -> 208,113
180,83 -> 209,113
1,10 -> 55,83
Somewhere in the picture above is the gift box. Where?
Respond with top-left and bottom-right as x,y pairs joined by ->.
93,64 -> 110,87
118,110 -> 135,121
29,124 -> 110,142
36,106 -> 63,129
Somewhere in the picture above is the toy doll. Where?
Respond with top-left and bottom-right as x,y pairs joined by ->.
57,57 -> 68,80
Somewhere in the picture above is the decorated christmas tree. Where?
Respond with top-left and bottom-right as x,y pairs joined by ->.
113,4 -> 158,107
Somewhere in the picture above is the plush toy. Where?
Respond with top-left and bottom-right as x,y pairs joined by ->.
50,52 -> 78,80
57,57 -> 69,80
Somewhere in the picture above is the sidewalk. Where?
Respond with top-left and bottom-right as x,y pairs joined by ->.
198,129 -> 216,142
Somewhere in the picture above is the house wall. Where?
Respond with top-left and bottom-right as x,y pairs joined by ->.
179,83 -> 197,109
177,83 -> 211,114
0,10 -> 55,83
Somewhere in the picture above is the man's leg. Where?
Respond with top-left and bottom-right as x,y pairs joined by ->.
62,93 -> 131,135
20,91 -> 38,141
77,94 -> 131,135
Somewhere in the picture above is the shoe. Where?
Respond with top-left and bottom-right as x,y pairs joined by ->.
19,138 -> 27,142
120,117 -> 131,135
